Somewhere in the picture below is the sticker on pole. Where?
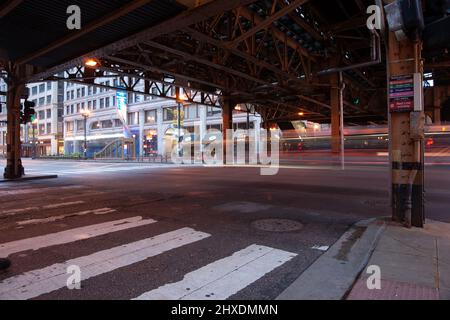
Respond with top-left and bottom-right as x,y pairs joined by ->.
389,74 -> 414,112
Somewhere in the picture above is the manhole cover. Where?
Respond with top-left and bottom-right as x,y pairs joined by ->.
251,219 -> 303,232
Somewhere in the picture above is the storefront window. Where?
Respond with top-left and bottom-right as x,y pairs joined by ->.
143,130 -> 158,156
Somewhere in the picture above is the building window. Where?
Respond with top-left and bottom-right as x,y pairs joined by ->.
66,121 -> 74,133
76,103 -> 80,113
46,109 -> 51,119
105,97 -> 110,108
46,123 -> 51,134
70,90 -> 74,100
70,105 -> 74,114
88,86 -> 93,96
184,105 -> 198,119
145,110 -> 157,124
88,101 -> 92,110
207,107 -> 221,117
66,92 -> 70,101
47,82 -> 52,91
127,112 -> 139,125
93,86 -> 97,95
101,120 -> 113,129
46,95 -> 51,104
38,97 -> 45,105
76,120 -> 84,132
114,119 -> 122,127
38,110 -> 45,120
163,107 -> 176,121
76,88 -> 81,98
32,86 -> 38,95
66,106 -> 70,115
93,100 -> 97,110
81,87 -> 85,97
91,121 -> 100,130
39,84 -> 45,93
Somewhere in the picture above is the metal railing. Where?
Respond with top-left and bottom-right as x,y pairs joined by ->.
94,138 -> 135,160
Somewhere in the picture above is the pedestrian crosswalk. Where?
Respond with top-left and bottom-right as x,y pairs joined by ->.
134,245 -> 297,300
0,228 -> 210,300
0,217 -> 156,257
0,200 -> 298,300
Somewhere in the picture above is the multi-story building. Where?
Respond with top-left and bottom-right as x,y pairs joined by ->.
63,77 -> 262,158
27,81 -> 65,156
0,79 -> 64,157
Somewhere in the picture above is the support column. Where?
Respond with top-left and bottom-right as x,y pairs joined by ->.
198,105 -> 207,156
433,86 -> 441,124
388,35 -> 425,227
138,109 -> 145,157
157,108 -> 164,156
222,96 -> 233,163
330,72 -> 344,154
4,80 -> 24,179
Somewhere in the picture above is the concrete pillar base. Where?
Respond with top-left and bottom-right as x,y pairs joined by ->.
4,164 -> 24,179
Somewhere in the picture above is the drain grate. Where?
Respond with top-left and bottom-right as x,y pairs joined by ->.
251,219 -> 303,232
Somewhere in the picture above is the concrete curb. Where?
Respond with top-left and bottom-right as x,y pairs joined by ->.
0,175 -> 58,183
276,218 -> 386,300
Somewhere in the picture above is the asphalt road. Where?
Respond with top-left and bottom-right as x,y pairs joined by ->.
0,158 -> 449,300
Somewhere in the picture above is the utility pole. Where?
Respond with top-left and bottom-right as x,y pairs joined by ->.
81,108 -> 91,159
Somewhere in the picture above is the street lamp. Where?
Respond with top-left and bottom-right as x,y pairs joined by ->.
80,108 -> 91,159
32,118 -> 38,159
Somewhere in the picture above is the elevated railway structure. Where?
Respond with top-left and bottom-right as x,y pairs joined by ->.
1,0 -> 450,227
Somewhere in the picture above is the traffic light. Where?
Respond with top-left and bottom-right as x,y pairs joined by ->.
21,100 -> 36,124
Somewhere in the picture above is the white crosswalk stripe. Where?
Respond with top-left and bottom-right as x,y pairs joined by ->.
0,216 -> 156,257
134,244 -> 297,300
16,207 -> 117,226
0,228 -> 211,300
0,201 -> 86,217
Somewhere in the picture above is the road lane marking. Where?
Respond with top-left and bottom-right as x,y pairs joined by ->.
16,208 -> 117,226
0,185 -> 84,196
0,201 -> 85,217
134,244 -> 297,300
0,228 -> 211,300
0,216 -> 156,257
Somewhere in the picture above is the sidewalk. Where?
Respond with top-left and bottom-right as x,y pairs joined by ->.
277,218 -> 450,300
347,219 -> 449,300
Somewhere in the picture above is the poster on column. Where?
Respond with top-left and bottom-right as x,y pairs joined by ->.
389,74 -> 414,112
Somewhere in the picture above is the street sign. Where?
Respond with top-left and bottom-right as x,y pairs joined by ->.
389,74 -> 414,112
